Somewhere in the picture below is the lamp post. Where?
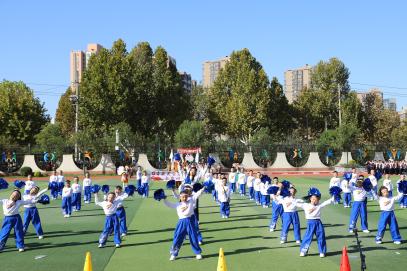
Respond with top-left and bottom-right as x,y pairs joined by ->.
69,81 -> 79,162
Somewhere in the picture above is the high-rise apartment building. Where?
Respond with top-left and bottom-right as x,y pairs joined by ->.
384,98 -> 397,111
356,88 -> 384,104
202,56 -> 230,88
178,71 -> 193,93
70,43 -> 103,92
284,64 -> 312,104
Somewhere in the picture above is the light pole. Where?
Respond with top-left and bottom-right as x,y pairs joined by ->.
70,81 -> 79,162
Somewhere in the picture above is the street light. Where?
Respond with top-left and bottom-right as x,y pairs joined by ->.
69,81 -> 79,162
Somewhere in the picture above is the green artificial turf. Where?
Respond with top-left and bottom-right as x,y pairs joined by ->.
0,176 -> 406,271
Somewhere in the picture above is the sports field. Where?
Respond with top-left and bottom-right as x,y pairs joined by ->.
0,176 -> 406,271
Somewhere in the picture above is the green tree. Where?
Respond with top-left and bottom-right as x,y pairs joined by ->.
0,80 -> 50,144
34,123 -> 66,156
207,48 -> 270,145
174,120 -> 208,148
191,85 -> 208,121
391,121 -> 407,149
55,87 -> 75,136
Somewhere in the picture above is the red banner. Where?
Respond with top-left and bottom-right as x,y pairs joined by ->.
177,147 -> 201,154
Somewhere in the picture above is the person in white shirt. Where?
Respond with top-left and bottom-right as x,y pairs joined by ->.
163,187 -> 205,261
269,177 -> 283,230
94,192 -> 122,248
71,177 -> 82,211
23,186 -> 47,239
49,170 -> 58,199
397,174 -> 407,208
61,180 -> 73,218
271,187 -> 303,244
136,166 -> 142,188
253,172 -> 262,205
228,168 -> 237,193
350,167 -> 358,185
0,190 -> 40,252
141,171 -> 150,198
348,176 -> 370,233
368,169 -> 378,200
57,170 -> 65,198
382,173 -> 393,197
329,171 -> 341,204
83,172 -> 92,204
341,178 -> 352,208
216,177 -> 231,218
246,170 -> 256,200
373,186 -> 403,244
114,186 -> 129,237
296,188 -> 334,257
24,174 -> 35,195
237,168 -> 247,196
260,178 -> 271,208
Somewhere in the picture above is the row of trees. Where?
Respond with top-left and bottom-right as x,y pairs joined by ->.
1,39 -> 406,160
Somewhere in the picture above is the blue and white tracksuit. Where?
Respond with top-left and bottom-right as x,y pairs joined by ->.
217,184 -> 231,218
368,175 -> 378,199
71,183 -> 82,211
95,194 -> 121,246
260,182 -> 271,208
22,189 -> 47,236
83,178 -> 92,203
375,193 -> 403,242
0,198 -> 37,250
61,187 -> 73,216
115,192 -> 129,235
49,175 -> 58,199
296,198 -> 334,255
329,177 -> 341,204
274,195 -> 302,242
136,169 -> 142,188
269,185 -> 282,229
164,189 -> 204,257
341,180 -> 352,207
229,172 -> 236,193
57,175 -> 65,197
141,175 -> 149,197
349,185 -> 369,231
237,173 -> 246,196
247,176 -> 255,200
253,178 -> 262,205
396,180 -> 407,208
24,180 -> 35,195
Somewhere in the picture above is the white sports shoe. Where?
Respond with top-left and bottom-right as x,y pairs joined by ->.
296,240 -> 301,244
198,241 -> 202,245
98,244 -> 104,248
18,248 -> 25,252
115,244 -> 121,248
169,255 -> 176,261
319,253 -> 325,258
196,254 -> 202,260
362,230 -> 370,233
269,228 -> 275,232
376,240 -> 382,244
38,235 -> 44,240
394,241 -> 401,245
349,230 -> 354,233
300,252 -> 305,257
280,240 -> 286,244
121,233 -> 126,237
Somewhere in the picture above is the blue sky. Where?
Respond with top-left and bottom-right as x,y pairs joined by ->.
1,0 -> 407,118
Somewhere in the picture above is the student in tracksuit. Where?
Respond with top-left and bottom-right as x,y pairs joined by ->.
348,176 -> 371,233
0,190 -> 41,252
141,171 -> 150,198
382,174 -> 393,197
24,175 -> 35,195
49,170 -> 58,199
374,186 -> 403,244
23,186 -> 47,239
71,177 -> 82,211
94,192 -> 121,248
136,166 -> 142,188
329,171 -> 341,204
61,180 -> 73,218
83,172 -> 92,204
296,191 -> 334,257
57,170 -> 65,198
396,175 -> 407,208
247,170 -> 255,200
114,186 -> 129,237
237,168 -> 247,196
163,187 -> 205,261
269,177 -> 283,231
260,179 -> 271,208
228,168 -> 237,193
272,187 -> 303,244
253,172 -> 262,205
216,177 -> 231,218
341,177 -> 352,208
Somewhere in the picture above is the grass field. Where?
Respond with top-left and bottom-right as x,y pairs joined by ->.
0,176 -> 406,271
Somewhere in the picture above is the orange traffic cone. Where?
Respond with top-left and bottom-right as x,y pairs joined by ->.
340,246 -> 351,271
83,252 -> 93,271
217,248 -> 227,271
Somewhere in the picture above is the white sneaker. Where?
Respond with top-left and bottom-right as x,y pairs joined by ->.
115,244 -> 121,248
196,254 -> 202,260
362,230 -> 370,233
349,230 -> 354,233
64,215 -> 68,218
269,228 -> 275,232
296,240 -> 301,244
169,255 -> 176,261
66,215 -> 70,218
300,252 -> 305,257
319,253 -> 325,258
376,240 -> 382,244
98,244 -> 104,248
198,241 -> 202,245
394,241 -> 401,245
38,235 -> 44,240
121,233 -> 126,237
280,240 -> 286,244
18,248 -> 25,252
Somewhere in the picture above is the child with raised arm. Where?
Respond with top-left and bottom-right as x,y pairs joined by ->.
163,187 -> 205,261
83,172 -> 92,204
94,192 -> 121,248
24,174 -> 35,195
23,186 -> 48,239
374,186 -> 403,244
296,188 -> 334,257
348,176 -> 370,233
0,190 -> 43,252
114,186 -> 129,237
